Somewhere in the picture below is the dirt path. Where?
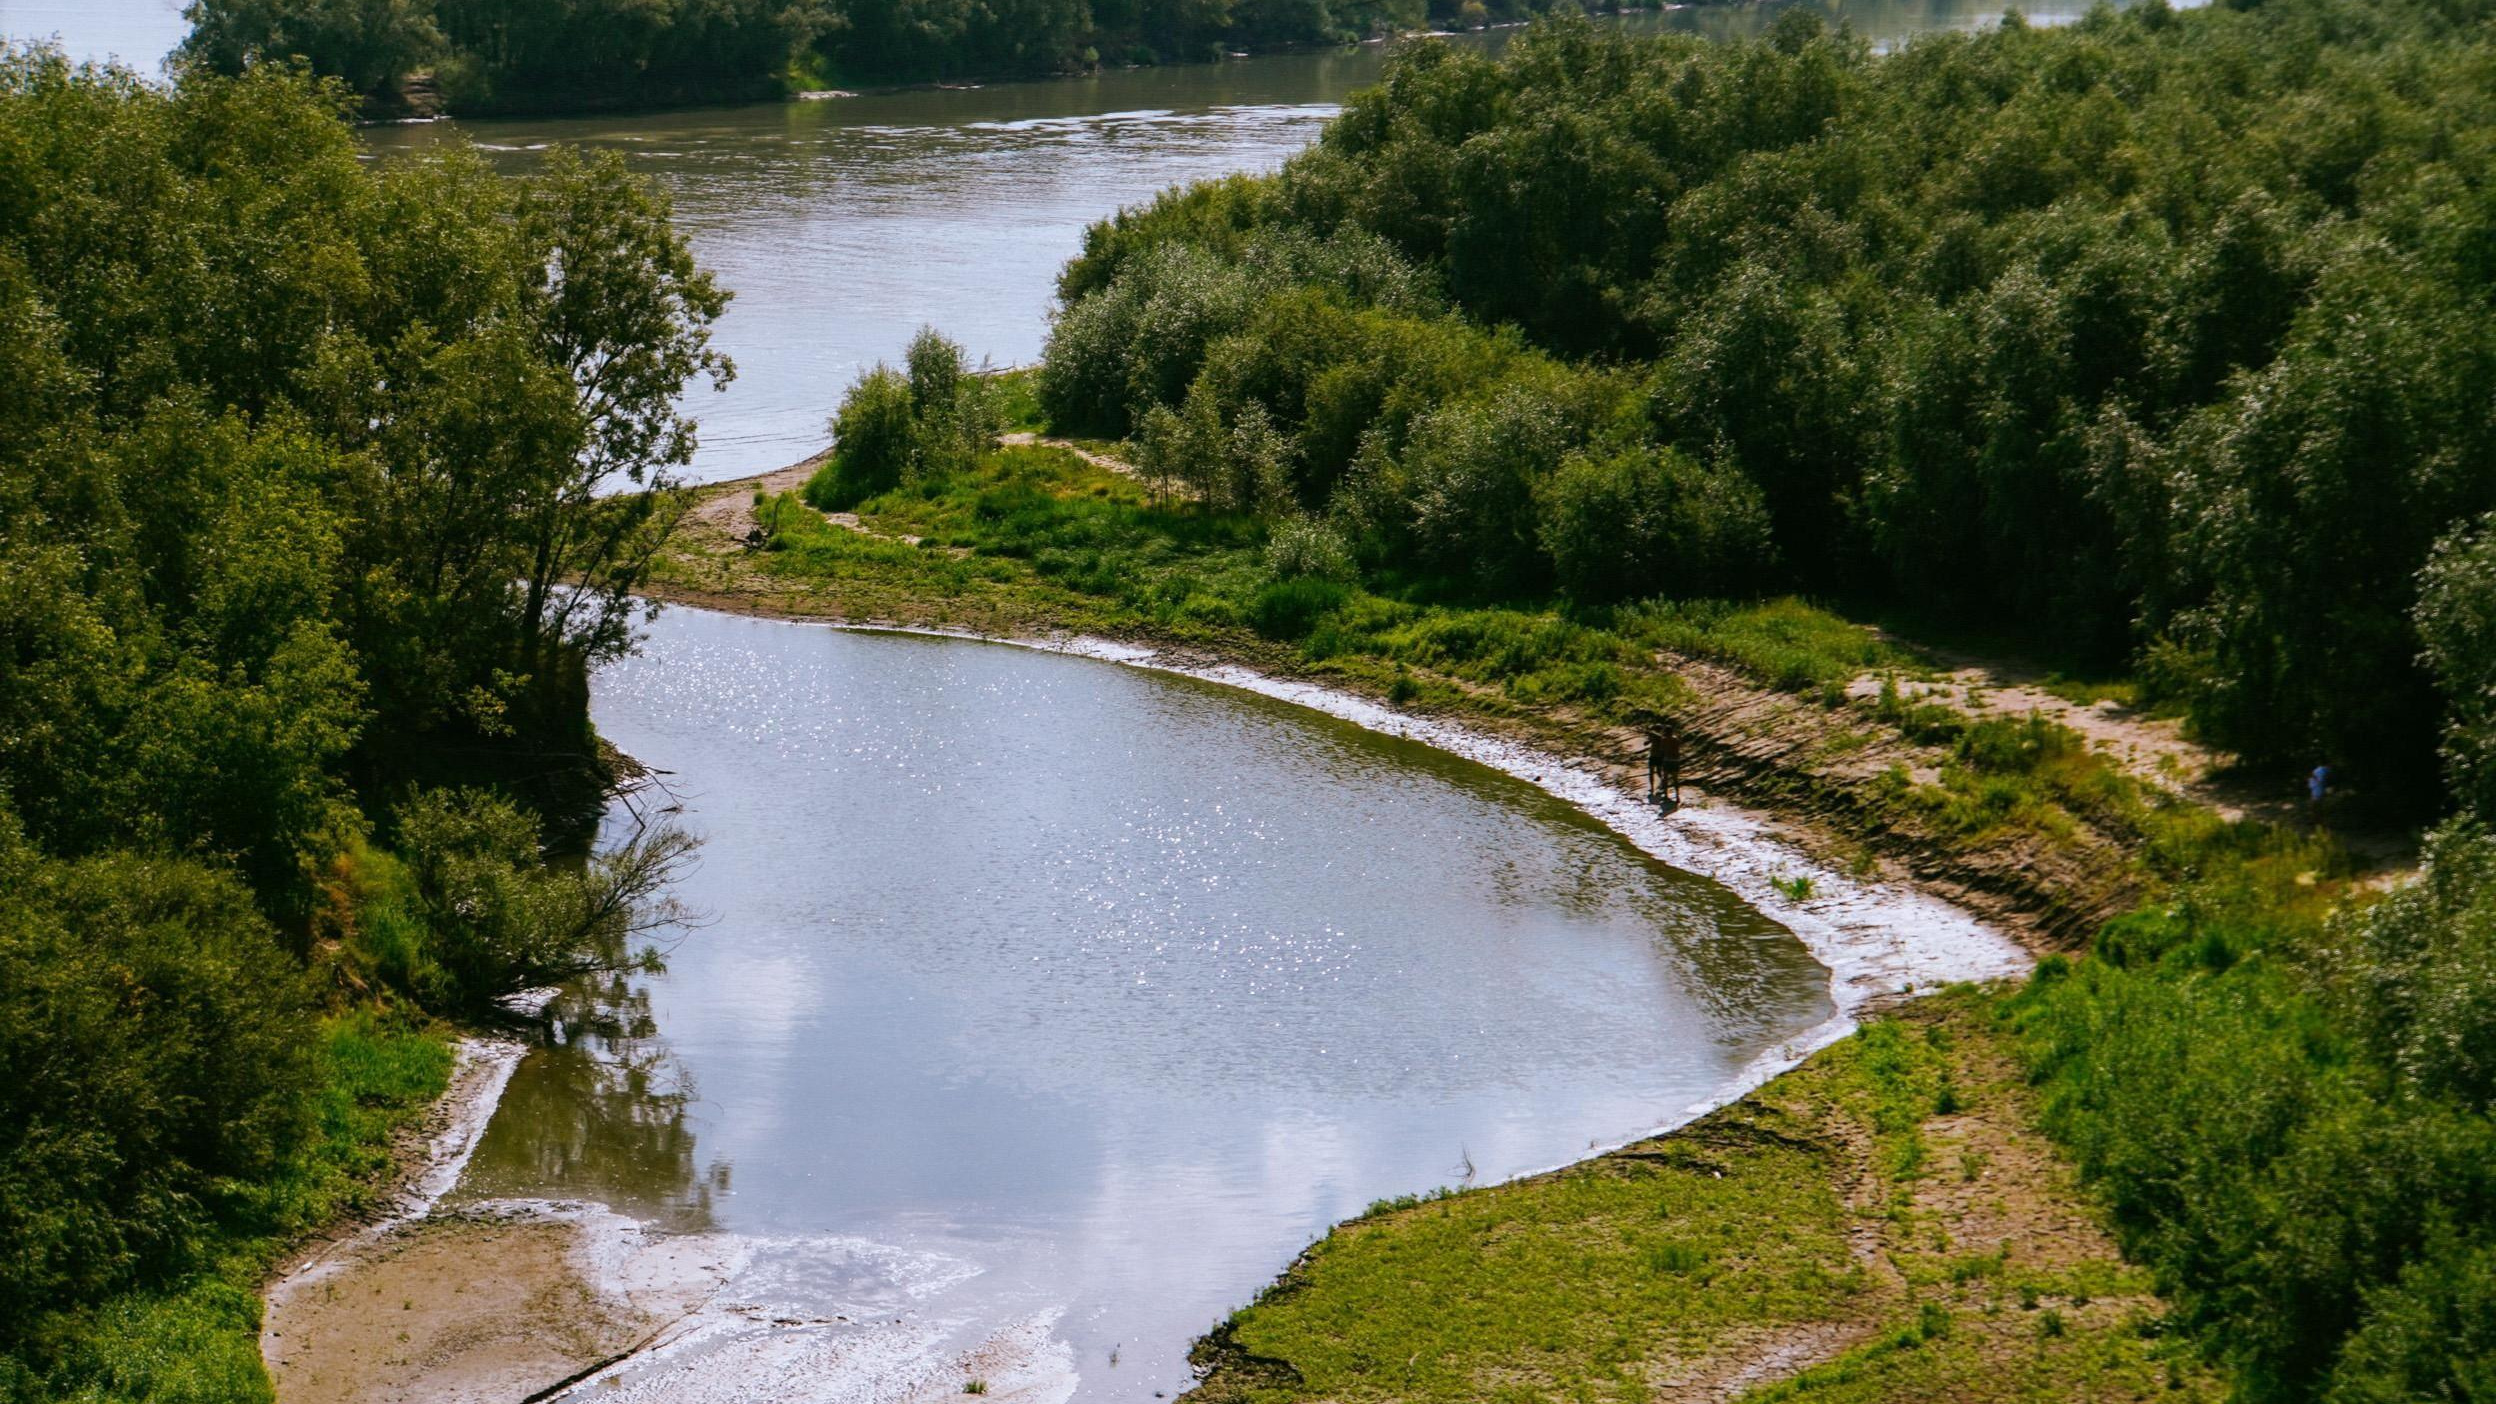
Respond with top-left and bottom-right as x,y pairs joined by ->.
1845,645 -> 2271,820
998,431 -> 1136,477
684,454 -> 821,543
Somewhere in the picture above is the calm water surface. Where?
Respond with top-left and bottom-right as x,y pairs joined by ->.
460,609 -> 1832,1397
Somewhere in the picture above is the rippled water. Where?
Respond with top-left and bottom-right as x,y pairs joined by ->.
459,609 -> 1833,1398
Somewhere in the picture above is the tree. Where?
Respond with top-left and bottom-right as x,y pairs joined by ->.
182,0 -> 443,99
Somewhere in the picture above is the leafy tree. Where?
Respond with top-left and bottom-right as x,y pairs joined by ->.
181,0 -> 442,99
0,819 -> 317,1330
2414,516 -> 2496,823
1536,445 -> 1772,605
1047,0 -> 2496,799
0,51 -> 718,1382
393,788 -> 697,1012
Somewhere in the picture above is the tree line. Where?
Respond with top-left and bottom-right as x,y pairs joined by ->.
0,49 -> 718,1397
1042,0 -> 2496,808
176,0 -> 1590,114
1016,3 -> 2496,1397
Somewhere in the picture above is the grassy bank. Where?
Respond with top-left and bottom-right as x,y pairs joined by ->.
8,1016 -> 453,1404
1192,989 -> 2217,1404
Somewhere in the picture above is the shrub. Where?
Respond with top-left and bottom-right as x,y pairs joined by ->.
1400,387 -> 1575,595
0,827 -> 316,1336
2417,516 -> 2496,824
1536,444 -> 1774,604
393,788 -> 698,1013
903,327 -> 1000,480
810,365 -> 917,510
811,331 -> 1002,511
1250,577 -> 1352,640
1265,515 -> 1357,582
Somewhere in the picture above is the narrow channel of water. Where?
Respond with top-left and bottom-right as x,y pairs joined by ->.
455,608 -> 1834,1398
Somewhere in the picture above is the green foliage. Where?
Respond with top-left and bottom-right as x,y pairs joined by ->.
0,52 -> 713,1396
184,0 -> 1595,115
808,329 -> 1000,510
1536,444 -> 1772,604
1045,0 -> 2496,802
392,787 -> 696,1014
811,367 -> 919,509
1618,599 -> 1908,695
2012,821 -> 2496,1402
1191,992 -> 2210,1404
184,0 -> 825,113
2416,517 -> 2496,824
1263,515 -> 1357,583
0,825 -> 317,1334
1249,577 -> 1351,640
181,0 -> 442,98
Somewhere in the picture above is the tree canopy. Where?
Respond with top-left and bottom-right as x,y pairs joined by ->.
176,0 -> 1593,113
0,48 -> 718,1392
1042,0 -> 2496,805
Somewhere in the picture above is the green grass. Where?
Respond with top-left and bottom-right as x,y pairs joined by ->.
1206,1116 -> 1860,1401
1191,991 -> 2219,1404
1620,598 -> 1918,700
724,445 -> 1921,728
13,1015 -> 453,1404
988,366 -> 1046,434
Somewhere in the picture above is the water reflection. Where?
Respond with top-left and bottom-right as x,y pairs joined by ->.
465,610 -> 1832,1399
464,965 -> 724,1231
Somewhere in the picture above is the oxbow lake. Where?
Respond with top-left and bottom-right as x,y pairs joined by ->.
461,610 -> 1835,1398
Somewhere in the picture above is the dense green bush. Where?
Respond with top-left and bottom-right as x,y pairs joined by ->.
807,328 -> 1001,510
1263,515 -> 1357,583
0,51 -> 715,1392
0,820 -> 315,1334
180,0 -> 1600,113
1536,446 -> 1772,604
392,788 -> 696,1013
2015,820 -> 2496,1402
810,367 -> 919,509
2416,518 -> 2496,826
